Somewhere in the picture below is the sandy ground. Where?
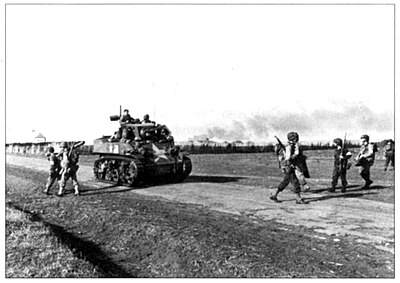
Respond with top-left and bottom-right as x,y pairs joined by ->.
6,154 -> 394,254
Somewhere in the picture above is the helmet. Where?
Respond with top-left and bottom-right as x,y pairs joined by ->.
333,138 -> 343,146
287,132 -> 299,142
143,114 -> 149,120
46,146 -> 55,153
360,134 -> 369,142
60,141 -> 68,148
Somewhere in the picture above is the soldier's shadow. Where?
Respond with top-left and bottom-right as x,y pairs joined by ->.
304,185 -> 387,203
304,191 -> 377,203
79,184 -> 137,195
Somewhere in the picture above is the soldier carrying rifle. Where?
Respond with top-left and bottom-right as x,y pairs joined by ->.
330,136 -> 352,193
354,134 -> 376,189
57,141 -> 85,197
270,132 -> 307,204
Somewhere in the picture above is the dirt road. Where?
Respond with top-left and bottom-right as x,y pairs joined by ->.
6,154 -> 394,254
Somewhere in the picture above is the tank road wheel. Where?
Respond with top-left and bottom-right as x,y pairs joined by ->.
175,156 -> 192,182
181,156 -> 192,180
94,159 -> 106,180
124,160 -> 143,186
105,168 -> 120,183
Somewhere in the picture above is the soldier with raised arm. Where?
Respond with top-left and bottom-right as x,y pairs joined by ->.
57,141 -> 85,197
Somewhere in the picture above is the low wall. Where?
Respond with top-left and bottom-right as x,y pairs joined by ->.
5,142 -> 93,155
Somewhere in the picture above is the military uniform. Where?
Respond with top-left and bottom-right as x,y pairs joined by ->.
270,132 -> 306,204
57,141 -> 84,196
383,140 -> 394,171
331,138 -> 352,193
43,147 -> 60,194
355,135 -> 375,189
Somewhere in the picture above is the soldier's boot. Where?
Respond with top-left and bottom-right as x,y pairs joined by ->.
43,188 -> 50,195
269,188 -> 281,203
302,184 -> 310,192
295,192 -> 307,204
362,180 -> 373,189
57,186 -> 64,197
341,186 -> 347,193
328,186 -> 336,193
74,185 -> 80,196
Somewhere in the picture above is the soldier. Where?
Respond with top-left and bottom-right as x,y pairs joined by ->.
120,109 -> 134,124
57,141 -> 85,197
330,138 -> 352,193
354,134 -> 375,189
270,132 -> 306,204
275,142 -> 310,192
383,139 -> 395,171
142,114 -> 155,124
43,146 -> 61,195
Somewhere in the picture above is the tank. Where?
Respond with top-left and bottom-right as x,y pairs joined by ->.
92,113 -> 192,187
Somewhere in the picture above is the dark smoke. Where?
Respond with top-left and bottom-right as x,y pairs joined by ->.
199,103 -> 393,142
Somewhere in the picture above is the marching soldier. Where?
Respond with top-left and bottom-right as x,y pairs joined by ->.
383,139 -> 395,171
43,146 -> 61,195
270,132 -> 306,204
330,138 -> 352,193
355,134 -> 375,189
57,141 -> 85,197
275,142 -> 310,192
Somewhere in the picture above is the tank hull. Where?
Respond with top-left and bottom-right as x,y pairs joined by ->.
92,136 -> 192,187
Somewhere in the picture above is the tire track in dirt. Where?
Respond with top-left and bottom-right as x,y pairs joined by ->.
7,154 -> 394,254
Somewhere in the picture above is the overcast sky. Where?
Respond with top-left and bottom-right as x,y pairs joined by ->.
5,3 -> 395,144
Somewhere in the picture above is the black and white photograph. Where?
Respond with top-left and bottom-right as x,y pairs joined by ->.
3,0 -> 396,278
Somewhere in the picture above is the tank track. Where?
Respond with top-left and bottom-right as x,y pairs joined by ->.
94,156 -> 144,187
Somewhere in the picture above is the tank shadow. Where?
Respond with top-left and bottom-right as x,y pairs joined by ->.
184,175 -> 245,183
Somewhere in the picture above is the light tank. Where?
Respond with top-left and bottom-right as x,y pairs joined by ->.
92,111 -> 192,186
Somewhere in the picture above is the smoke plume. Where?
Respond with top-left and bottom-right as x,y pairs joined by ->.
199,103 -> 393,142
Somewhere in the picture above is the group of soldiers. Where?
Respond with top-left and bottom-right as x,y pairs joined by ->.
271,132 -> 394,204
110,109 -> 173,144
42,125 -> 394,199
43,141 -> 85,197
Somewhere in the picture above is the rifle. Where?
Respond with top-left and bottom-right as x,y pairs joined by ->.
340,133 -> 347,171
274,136 -> 285,168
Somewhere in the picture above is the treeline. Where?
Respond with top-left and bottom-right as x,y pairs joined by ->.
179,141 -> 360,155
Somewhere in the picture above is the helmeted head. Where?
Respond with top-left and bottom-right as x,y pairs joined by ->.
123,109 -> 129,115
360,134 -> 369,143
143,114 -> 150,120
46,146 -> 55,153
333,138 -> 343,147
387,139 -> 394,144
60,141 -> 68,149
287,132 -> 299,143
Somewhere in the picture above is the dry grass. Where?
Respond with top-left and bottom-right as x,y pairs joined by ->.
5,206 -> 102,278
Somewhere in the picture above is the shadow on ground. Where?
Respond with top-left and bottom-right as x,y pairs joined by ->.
7,202 -> 135,277
184,175 -> 245,183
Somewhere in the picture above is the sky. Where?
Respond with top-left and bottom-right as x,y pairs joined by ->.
5,2 -> 395,144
